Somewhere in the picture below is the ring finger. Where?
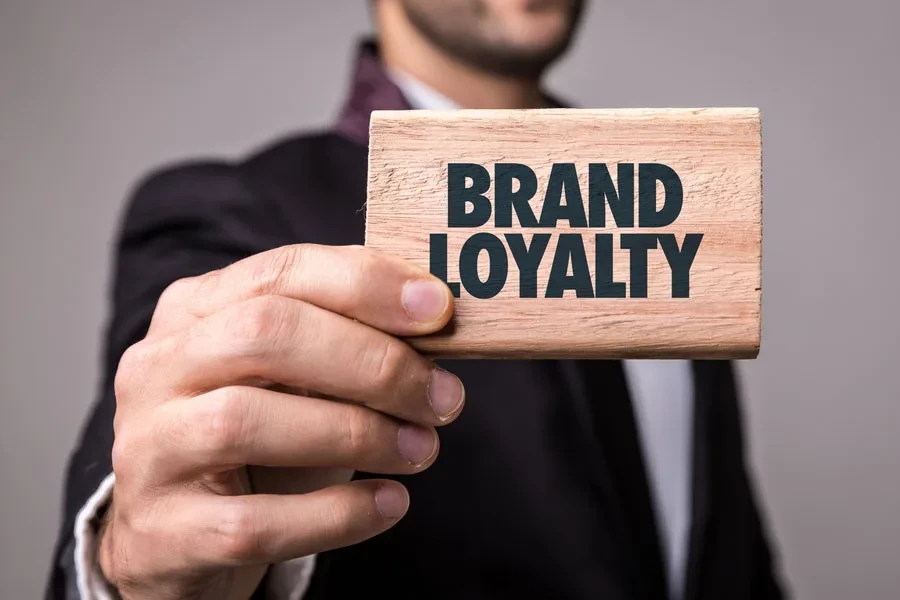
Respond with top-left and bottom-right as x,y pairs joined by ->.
143,385 -> 440,482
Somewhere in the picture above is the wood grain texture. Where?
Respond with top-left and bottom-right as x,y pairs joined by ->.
365,108 -> 761,359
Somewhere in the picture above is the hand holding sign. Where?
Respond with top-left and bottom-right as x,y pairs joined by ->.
98,245 -> 464,599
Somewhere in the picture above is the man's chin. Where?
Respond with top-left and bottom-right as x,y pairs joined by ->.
474,35 -> 574,77
400,0 -> 583,78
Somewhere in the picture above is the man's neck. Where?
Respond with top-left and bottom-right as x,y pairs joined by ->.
376,5 -> 547,110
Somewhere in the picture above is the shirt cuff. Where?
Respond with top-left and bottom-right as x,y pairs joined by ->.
267,554 -> 317,600
73,472 -> 117,599
72,472 -> 317,600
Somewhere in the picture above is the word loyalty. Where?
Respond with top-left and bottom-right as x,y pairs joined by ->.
429,162 -> 705,299
431,232 -> 702,299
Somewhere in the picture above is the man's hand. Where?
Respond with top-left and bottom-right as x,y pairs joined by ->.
98,244 -> 464,599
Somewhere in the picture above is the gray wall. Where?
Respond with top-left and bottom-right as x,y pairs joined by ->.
2,1 -> 898,597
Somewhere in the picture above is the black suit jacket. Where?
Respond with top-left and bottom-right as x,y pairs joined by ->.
47,41 -> 787,600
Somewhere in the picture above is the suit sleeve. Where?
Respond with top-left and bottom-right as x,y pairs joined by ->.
44,162 -> 295,599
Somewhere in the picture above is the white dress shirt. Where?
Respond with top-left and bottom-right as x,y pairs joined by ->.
72,71 -> 695,600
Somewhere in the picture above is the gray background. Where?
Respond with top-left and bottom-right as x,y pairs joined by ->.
2,0 -> 898,597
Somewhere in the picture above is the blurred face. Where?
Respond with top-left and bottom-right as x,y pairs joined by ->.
400,0 -> 585,78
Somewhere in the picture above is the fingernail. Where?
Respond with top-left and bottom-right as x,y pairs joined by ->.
402,279 -> 449,323
375,484 -> 409,520
428,368 -> 465,421
397,424 -> 437,466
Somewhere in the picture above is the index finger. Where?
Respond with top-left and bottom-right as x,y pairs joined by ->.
149,244 -> 454,338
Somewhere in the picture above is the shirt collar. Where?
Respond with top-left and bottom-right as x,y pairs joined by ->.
386,68 -> 461,110
333,38 -> 569,146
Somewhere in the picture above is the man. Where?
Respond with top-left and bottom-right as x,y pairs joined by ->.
46,1 -> 787,599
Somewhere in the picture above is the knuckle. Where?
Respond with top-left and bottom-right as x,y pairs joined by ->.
122,502 -> 158,541
190,268 -> 224,300
156,278 -> 189,311
248,245 -> 301,295
226,296 -> 289,357
111,424 -> 157,487
155,277 -> 193,312
112,494 -> 165,551
362,337 -> 408,395
110,433 -> 134,479
213,501 -> 266,563
197,387 -> 253,457
114,340 -> 155,399
340,409 -> 375,457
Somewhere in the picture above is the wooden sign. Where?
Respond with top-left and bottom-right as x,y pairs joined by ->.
365,108 -> 761,359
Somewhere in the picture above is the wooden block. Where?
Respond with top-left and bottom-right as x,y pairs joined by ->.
365,108 -> 761,359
